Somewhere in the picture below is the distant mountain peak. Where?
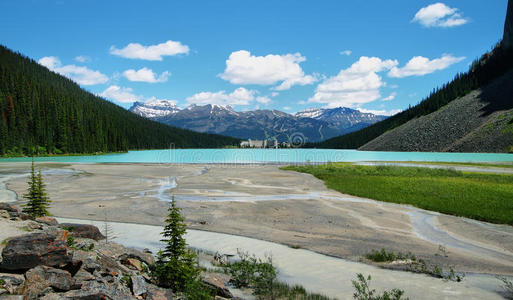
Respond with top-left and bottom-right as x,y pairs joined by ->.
129,102 -> 387,142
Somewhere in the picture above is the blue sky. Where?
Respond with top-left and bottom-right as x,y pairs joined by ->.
0,0 -> 508,115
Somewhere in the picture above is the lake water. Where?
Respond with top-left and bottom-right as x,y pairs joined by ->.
1,149 -> 512,164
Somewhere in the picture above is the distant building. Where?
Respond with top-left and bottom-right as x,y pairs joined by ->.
240,138 -> 279,148
249,139 -> 266,148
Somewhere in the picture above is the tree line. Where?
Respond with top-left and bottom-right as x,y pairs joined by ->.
0,45 -> 239,156
312,41 -> 513,149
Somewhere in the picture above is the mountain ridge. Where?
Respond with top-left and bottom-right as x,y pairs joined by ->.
129,102 -> 386,142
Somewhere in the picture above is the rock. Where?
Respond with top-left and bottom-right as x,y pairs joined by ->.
17,266 -> 73,299
202,273 -> 233,298
146,283 -> 174,300
40,293 -> 66,300
58,223 -> 105,241
62,280 -> 135,300
26,220 -> 43,230
131,275 -> 147,297
0,232 -> 72,272
118,250 -> 155,267
143,248 -> 152,254
0,295 -> 23,299
122,258 -> 143,272
19,212 -> 34,221
36,216 -> 59,226
0,203 -> 18,215
0,273 -> 24,294
0,210 -> 9,219
73,250 -> 101,273
72,269 -> 95,289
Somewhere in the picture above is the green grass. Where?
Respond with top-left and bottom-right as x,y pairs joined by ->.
369,161 -> 513,169
282,165 -> 513,225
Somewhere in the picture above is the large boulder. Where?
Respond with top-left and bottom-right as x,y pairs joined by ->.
0,232 -> 72,272
130,275 -> 147,297
58,223 -> 105,241
17,266 -> 73,299
36,217 -> 59,226
62,280 -> 135,300
0,273 -> 24,294
201,273 -> 233,298
146,283 -> 175,300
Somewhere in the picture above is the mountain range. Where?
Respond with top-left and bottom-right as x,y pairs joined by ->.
130,101 -> 386,143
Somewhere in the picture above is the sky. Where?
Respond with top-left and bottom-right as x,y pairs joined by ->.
0,0 -> 508,116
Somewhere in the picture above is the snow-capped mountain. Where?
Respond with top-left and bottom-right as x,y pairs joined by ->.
129,102 -> 387,142
296,107 -> 387,132
129,100 -> 180,118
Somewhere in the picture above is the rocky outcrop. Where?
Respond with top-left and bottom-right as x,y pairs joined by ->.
0,204 -> 239,300
17,266 -> 73,299
504,0 -> 513,49
0,232 -> 72,272
58,223 -> 105,241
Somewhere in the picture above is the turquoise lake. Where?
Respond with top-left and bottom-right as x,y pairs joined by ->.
1,149 -> 512,164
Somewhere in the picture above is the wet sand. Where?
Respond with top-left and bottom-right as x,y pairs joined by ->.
1,162 -> 512,280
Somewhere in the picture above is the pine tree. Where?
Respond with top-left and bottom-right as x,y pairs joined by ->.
22,159 -> 51,217
152,197 -> 200,291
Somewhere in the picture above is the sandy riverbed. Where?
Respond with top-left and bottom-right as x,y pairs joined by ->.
1,162 -> 512,280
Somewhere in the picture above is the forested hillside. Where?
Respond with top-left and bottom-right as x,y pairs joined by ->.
0,46 -> 239,155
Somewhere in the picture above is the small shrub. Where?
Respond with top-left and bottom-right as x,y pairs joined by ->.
497,276 -> 513,299
1,239 -> 7,246
66,236 -> 75,248
121,274 -> 131,286
352,273 -> 408,300
184,279 -> 214,300
20,226 -> 33,232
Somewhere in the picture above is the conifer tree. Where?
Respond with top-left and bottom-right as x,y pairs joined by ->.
22,159 -> 51,217
152,197 -> 200,291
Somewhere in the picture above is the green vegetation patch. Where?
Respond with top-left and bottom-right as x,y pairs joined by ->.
283,164 -> 513,224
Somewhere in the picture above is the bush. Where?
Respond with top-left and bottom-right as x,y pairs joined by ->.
352,274 -> 408,300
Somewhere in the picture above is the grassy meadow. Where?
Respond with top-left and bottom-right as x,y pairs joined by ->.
282,164 -> 513,225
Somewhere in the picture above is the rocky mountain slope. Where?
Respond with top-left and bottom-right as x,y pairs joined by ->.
129,102 -> 386,143
313,0 -> 513,152
360,71 -> 513,152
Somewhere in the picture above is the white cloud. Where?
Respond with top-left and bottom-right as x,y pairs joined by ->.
271,92 -> 279,97
308,56 -> 398,108
358,108 -> 402,116
256,96 -> 272,104
38,56 -> 108,85
412,3 -> 468,28
382,92 -> 397,101
123,67 -> 170,83
283,106 -> 292,111
219,50 -> 317,90
388,54 -> 465,78
340,50 -> 352,56
110,40 -> 189,61
186,87 -> 257,106
74,55 -> 91,63
100,85 -> 141,103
